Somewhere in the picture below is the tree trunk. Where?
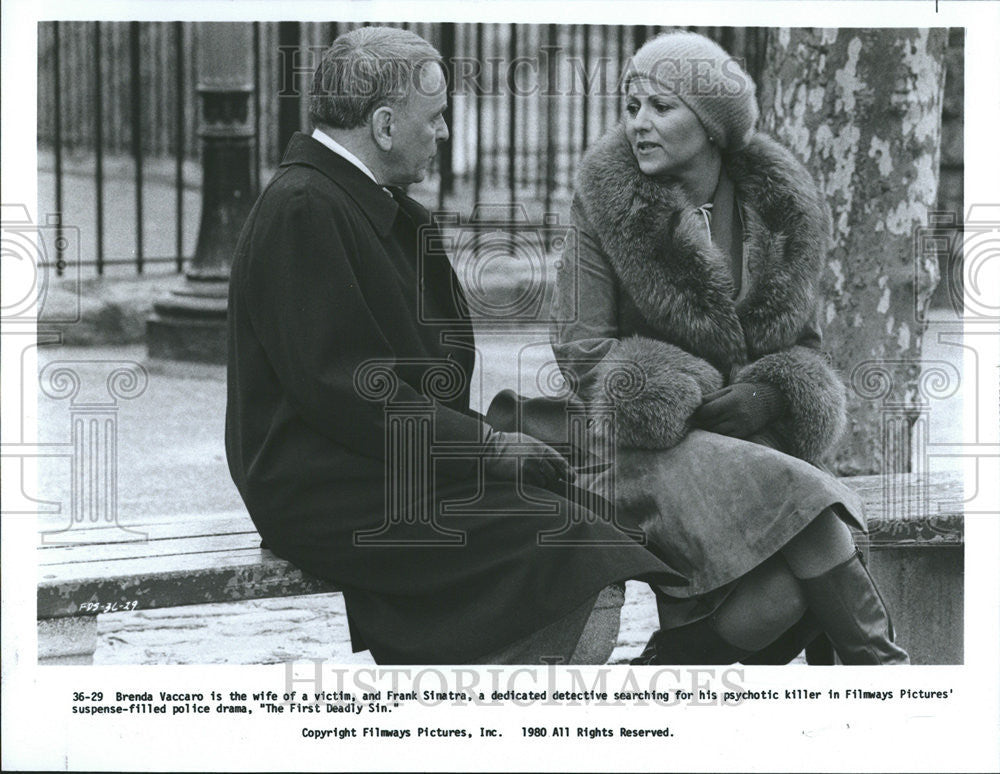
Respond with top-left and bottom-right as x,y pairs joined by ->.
758,28 -> 948,475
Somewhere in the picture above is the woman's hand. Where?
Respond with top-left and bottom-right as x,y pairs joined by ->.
483,430 -> 576,489
692,383 -> 785,439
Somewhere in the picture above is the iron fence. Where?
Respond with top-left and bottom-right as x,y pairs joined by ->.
37,21 -> 769,275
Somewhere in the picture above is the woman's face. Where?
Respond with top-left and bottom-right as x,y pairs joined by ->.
624,78 -> 714,180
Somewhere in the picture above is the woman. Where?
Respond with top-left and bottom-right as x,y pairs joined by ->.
551,31 -> 908,665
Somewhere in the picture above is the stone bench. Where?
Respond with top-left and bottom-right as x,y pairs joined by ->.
37,514 -> 340,665
848,470 -> 964,665
37,470 -> 963,665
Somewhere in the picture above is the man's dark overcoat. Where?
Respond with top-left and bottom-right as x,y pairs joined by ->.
225,133 -> 682,664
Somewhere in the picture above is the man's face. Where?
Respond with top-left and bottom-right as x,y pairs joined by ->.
385,62 -> 449,186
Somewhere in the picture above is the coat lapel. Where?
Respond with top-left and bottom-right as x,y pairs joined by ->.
386,185 -> 474,327
726,139 -> 828,357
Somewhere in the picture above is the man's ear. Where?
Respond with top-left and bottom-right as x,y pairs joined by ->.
371,106 -> 393,151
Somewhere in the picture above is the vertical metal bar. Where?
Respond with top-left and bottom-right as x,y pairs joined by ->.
93,22 -> 105,275
130,21 -> 144,272
52,23 -> 64,277
731,28 -> 744,68
473,24 -> 483,205
174,22 -> 185,272
543,24 -> 556,214
483,25 -> 493,187
67,24 -> 77,154
535,25 -> 544,200
438,22 -> 456,208
720,27 -> 735,55
750,28 -> 769,87
631,25 -> 644,57
300,23 -> 314,131
507,23 -> 517,201
464,24 -> 474,194
260,22 -> 270,169
616,25 -> 625,123
152,25 -> 162,156
253,21 -> 261,193
277,22 -> 301,156
599,26 -> 611,135
523,26 -> 534,191
564,25 -> 575,191
581,24 -> 590,152
488,26 -> 499,187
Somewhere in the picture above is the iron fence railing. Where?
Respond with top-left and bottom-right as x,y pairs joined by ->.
37,21 -> 769,275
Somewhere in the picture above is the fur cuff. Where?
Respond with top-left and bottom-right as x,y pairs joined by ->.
734,347 -> 846,463
586,336 -> 723,449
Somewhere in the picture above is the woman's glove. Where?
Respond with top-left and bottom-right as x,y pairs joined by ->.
482,429 -> 575,489
692,382 -> 786,439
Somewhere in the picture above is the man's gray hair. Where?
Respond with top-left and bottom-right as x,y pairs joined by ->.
309,26 -> 444,129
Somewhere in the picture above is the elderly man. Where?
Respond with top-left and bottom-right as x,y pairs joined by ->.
225,26 -> 681,664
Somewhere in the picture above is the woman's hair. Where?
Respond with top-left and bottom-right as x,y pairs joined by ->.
309,26 -> 443,130
624,31 -> 759,150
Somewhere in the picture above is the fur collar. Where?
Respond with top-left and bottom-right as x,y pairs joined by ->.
575,126 -> 829,367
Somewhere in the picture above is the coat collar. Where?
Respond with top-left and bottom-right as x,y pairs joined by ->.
279,132 -> 398,236
575,125 -> 829,367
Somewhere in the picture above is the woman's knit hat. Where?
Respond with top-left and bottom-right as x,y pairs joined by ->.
625,31 -> 759,150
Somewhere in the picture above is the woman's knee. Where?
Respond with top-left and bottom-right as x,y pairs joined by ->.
711,558 -> 806,651
780,506 -> 856,578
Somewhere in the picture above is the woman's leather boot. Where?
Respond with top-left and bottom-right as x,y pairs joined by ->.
799,549 -> 909,665
631,618 -> 751,665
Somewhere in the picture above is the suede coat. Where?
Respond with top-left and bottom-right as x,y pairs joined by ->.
226,133 -> 683,664
551,127 -> 863,611
553,126 -> 847,465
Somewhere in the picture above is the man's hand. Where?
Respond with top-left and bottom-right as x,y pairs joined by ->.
691,382 -> 785,439
483,430 -> 575,489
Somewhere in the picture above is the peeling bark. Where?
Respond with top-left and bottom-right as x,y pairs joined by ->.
758,29 -> 948,475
